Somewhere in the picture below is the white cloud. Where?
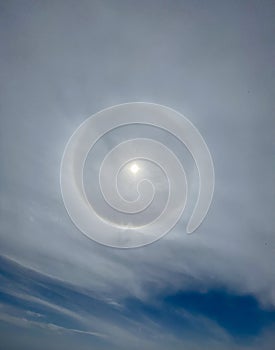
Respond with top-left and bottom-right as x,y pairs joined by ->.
0,4 -> 274,350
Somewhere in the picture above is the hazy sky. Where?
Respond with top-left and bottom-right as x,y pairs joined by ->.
0,1 -> 274,349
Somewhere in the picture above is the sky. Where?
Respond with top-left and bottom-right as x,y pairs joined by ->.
0,0 -> 275,349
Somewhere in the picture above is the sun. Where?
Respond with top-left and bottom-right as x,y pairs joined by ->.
130,163 -> 140,174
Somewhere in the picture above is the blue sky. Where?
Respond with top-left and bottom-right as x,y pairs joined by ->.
0,0 -> 274,349
1,255 -> 275,350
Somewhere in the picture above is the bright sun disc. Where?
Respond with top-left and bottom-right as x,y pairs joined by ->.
130,163 -> 139,174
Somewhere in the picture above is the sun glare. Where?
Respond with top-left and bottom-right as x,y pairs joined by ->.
130,163 -> 139,174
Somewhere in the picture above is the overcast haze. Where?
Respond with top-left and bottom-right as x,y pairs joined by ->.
0,1 -> 275,349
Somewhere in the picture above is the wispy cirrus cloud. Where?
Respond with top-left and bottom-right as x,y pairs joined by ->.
0,1 -> 274,349
1,255 -> 275,350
